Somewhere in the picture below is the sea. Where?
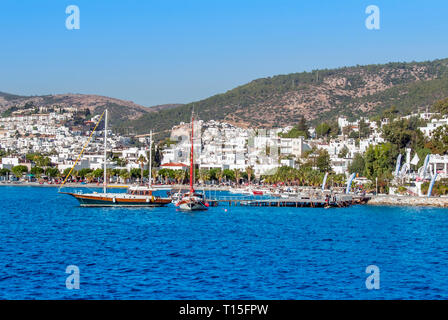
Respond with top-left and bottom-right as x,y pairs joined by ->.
1,186 -> 448,300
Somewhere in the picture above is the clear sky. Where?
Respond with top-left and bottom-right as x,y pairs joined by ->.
0,0 -> 447,106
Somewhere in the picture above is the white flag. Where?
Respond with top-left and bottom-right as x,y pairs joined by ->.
410,153 -> 420,166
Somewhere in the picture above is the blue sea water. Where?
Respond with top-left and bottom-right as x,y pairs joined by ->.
1,186 -> 448,300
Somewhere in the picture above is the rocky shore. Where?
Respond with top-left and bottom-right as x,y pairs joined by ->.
368,195 -> 448,208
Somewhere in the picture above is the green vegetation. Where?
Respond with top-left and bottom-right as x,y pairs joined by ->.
11,165 -> 28,178
279,116 -> 310,138
119,58 -> 448,140
421,179 -> 448,196
262,166 -> 345,187
426,125 -> 448,154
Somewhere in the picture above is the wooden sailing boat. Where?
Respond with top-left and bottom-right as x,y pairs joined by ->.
60,110 -> 171,207
175,110 -> 209,211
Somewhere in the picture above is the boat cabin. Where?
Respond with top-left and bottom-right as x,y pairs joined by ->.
127,186 -> 154,196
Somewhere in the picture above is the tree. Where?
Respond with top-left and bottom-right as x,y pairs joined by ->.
93,168 -> 104,179
358,119 -> 371,138
45,167 -> 60,178
130,168 -> 141,180
316,149 -> 332,173
30,166 -> 44,176
215,169 -> 224,184
364,143 -> 395,180
119,169 -> 130,183
137,155 -> 146,184
315,122 -> 331,138
63,168 -> 72,178
348,153 -> 365,174
202,169 -> 211,184
77,168 -> 93,178
222,169 -> 234,182
381,118 -> 425,151
245,166 -> 254,184
342,125 -> 352,137
338,145 -> 349,158
427,125 -> 448,154
433,98 -> 448,115
11,165 -> 28,178
233,169 -> 241,185
151,168 -> 158,184
382,105 -> 400,120
280,116 -> 310,138
174,170 -> 186,184
0,168 -> 11,177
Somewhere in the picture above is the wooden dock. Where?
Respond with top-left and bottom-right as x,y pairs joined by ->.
205,195 -> 371,208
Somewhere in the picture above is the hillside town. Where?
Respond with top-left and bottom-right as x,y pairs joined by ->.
1,102 -> 448,197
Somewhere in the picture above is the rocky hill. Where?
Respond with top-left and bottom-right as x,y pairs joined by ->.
0,92 -> 182,127
3,57 -> 448,139
123,58 -> 448,138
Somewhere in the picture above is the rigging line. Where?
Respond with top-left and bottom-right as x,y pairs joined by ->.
58,111 -> 106,191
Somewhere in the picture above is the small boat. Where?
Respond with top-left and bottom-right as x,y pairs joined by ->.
252,190 -> 263,196
176,192 -> 209,211
174,110 -> 208,211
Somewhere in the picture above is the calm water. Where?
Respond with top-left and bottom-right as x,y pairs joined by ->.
1,186 -> 448,300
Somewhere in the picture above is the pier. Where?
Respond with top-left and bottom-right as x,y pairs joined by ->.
205,194 -> 371,208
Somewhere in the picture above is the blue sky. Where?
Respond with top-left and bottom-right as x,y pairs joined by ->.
0,0 -> 447,106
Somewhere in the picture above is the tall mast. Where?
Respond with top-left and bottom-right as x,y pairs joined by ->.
149,130 -> 153,187
103,109 -> 108,194
190,111 -> 194,194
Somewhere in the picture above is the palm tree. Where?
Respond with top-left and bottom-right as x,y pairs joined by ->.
119,170 -> 130,184
234,169 -> 241,185
175,170 -> 186,185
85,172 -> 95,183
151,168 -> 158,184
216,169 -> 224,185
198,169 -> 210,184
245,166 -> 254,185
137,155 -> 146,184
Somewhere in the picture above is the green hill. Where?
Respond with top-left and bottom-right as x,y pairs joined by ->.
122,58 -> 448,139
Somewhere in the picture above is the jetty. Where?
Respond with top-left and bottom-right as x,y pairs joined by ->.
205,194 -> 371,208
367,195 -> 448,208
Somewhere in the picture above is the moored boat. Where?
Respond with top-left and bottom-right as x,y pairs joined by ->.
60,110 -> 171,207
174,110 -> 209,211
63,185 -> 171,207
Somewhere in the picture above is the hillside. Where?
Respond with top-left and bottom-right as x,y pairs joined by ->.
3,57 -> 448,140
0,92 -> 182,127
123,58 -> 448,138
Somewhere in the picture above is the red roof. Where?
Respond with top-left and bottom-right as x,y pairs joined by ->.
161,162 -> 188,167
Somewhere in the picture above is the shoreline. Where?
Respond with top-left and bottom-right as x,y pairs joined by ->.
0,182 -> 231,191
2,182 -> 448,208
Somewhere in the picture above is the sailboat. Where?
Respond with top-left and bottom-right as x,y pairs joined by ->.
175,111 -> 209,211
60,110 -> 171,207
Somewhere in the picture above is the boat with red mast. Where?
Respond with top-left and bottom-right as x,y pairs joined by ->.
175,110 -> 209,211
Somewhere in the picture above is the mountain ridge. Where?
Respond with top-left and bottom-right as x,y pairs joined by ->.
122,57 -> 448,138
3,57 -> 448,139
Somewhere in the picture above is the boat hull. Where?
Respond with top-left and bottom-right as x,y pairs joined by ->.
177,199 -> 208,211
64,193 -> 171,207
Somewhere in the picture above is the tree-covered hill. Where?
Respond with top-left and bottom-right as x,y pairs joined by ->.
123,58 -> 448,139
